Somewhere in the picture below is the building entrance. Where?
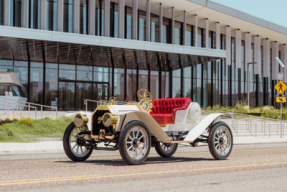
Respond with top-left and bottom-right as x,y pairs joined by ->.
58,81 -> 109,111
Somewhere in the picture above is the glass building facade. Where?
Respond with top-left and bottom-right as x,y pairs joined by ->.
0,0 -> 279,111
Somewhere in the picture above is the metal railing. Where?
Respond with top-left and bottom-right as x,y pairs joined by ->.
202,110 -> 286,137
0,97 -> 57,119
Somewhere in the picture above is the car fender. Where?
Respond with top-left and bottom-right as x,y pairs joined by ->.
117,111 -> 171,143
184,113 -> 222,142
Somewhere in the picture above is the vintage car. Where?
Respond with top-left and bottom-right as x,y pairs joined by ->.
63,89 -> 233,165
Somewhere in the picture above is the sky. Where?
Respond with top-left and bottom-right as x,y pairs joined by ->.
211,0 -> 287,28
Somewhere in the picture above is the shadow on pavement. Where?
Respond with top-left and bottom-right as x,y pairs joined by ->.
56,156 -> 215,167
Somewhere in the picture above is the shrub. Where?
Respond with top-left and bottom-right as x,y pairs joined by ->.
19,117 -> 33,126
4,118 -> 11,122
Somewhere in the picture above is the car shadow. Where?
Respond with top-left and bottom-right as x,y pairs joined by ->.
56,156 -> 215,167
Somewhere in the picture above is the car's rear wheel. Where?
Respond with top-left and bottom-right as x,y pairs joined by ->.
155,142 -> 178,157
118,121 -> 151,165
208,122 -> 233,160
63,122 -> 93,161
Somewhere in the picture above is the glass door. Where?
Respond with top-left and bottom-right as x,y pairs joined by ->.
58,82 -> 75,111
76,82 -> 93,110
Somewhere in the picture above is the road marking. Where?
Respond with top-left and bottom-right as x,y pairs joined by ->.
0,147 -> 287,164
0,161 -> 287,186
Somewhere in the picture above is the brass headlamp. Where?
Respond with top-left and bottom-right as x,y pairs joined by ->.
98,113 -> 118,128
74,113 -> 89,127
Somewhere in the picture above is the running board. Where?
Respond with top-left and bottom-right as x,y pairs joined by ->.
170,141 -> 193,144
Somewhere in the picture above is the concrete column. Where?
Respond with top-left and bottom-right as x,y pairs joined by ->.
40,0 -> 47,30
159,3 -> 163,43
205,19 -> 209,48
225,26 -> 231,65
104,0 -> 110,37
73,0 -> 80,33
254,35 -> 261,74
4,0 -> 10,26
235,29 -> 241,68
171,7 -> 174,44
183,11 -> 186,46
272,41 -> 279,80
146,0 -> 150,41
245,32 -> 252,71
22,0 -> 29,28
118,0 -> 125,38
280,44 -> 287,82
132,0 -> 138,40
57,0 -> 64,32
263,38 -> 270,78
194,15 -> 198,47
216,22 -> 220,49
88,0 -> 95,35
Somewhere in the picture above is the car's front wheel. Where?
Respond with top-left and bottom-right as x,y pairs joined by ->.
118,121 -> 151,165
63,122 -> 93,161
208,122 -> 233,160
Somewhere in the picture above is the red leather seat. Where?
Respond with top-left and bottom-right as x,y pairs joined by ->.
150,98 -> 192,126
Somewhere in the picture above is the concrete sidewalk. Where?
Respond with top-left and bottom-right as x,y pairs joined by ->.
0,136 -> 286,155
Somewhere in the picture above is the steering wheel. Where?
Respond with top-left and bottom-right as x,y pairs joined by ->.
137,89 -> 154,104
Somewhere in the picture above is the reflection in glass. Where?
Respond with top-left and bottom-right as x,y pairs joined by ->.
45,63 -> 58,109
126,7 -> 132,39
174,21 -> 182,45
138,11 -> 146,41
139,70 -> 148,91
64,0 -> 73,33
185,25 -> 192,46
47,0 -> 57,31
11,0 -> 23,27
126,69 -> 137,101
150,14 -> 159,42
113,3 -> 119,38
150,71 -> 159,99
30,62 -> 43,104
162,18 -> 171,44
183,67 -> 191,98
172,69 -> 181,98
114,68 -> 124,101
29,0 -> 40,29
59,64 -> 76,80
77,65 -> 92,81
59,82 -> 75,110
0,60 -> 13,72
94,67 -> 109,82
76,82 -> 92,110
80,0 -> 88,34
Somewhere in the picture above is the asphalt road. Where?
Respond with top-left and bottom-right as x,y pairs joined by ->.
0,143 -> 287,192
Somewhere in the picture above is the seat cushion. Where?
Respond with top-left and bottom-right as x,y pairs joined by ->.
150,114 -> 173,126
150,98 -> 192,125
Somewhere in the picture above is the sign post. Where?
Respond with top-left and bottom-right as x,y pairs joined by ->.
275,80 -> 287,138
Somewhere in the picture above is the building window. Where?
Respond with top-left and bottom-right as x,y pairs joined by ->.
172,69 -> 181,98
138,10 -> 146,41
150,14 -> 159,42
30,62 -> 44,105
59,64 -> 76,80
127,69 -> 137,101
183,66 -> 191,98
112,3 -> 119,38
174,21 -> 182,45
11,0 -> 23,27
0,0 -> 4,25
45,63 -> 58,109
14,61 -> 28,97
77,65 -> 93,81
80,0 -> 88,34
139,70 -> 148,91
150,71 -> 159,99
29,0 -> 40,29
162,18 -> 171,44
185,24 -> 192,46
125,6 -> 132,39
47,0 -> 57,31
114,68 -> 125,101
197,27 -> 202,47
63,0 -> 73,33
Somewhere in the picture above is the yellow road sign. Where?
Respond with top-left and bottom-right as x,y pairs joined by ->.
276,97 -> 286,103
274,80 -> 287,94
